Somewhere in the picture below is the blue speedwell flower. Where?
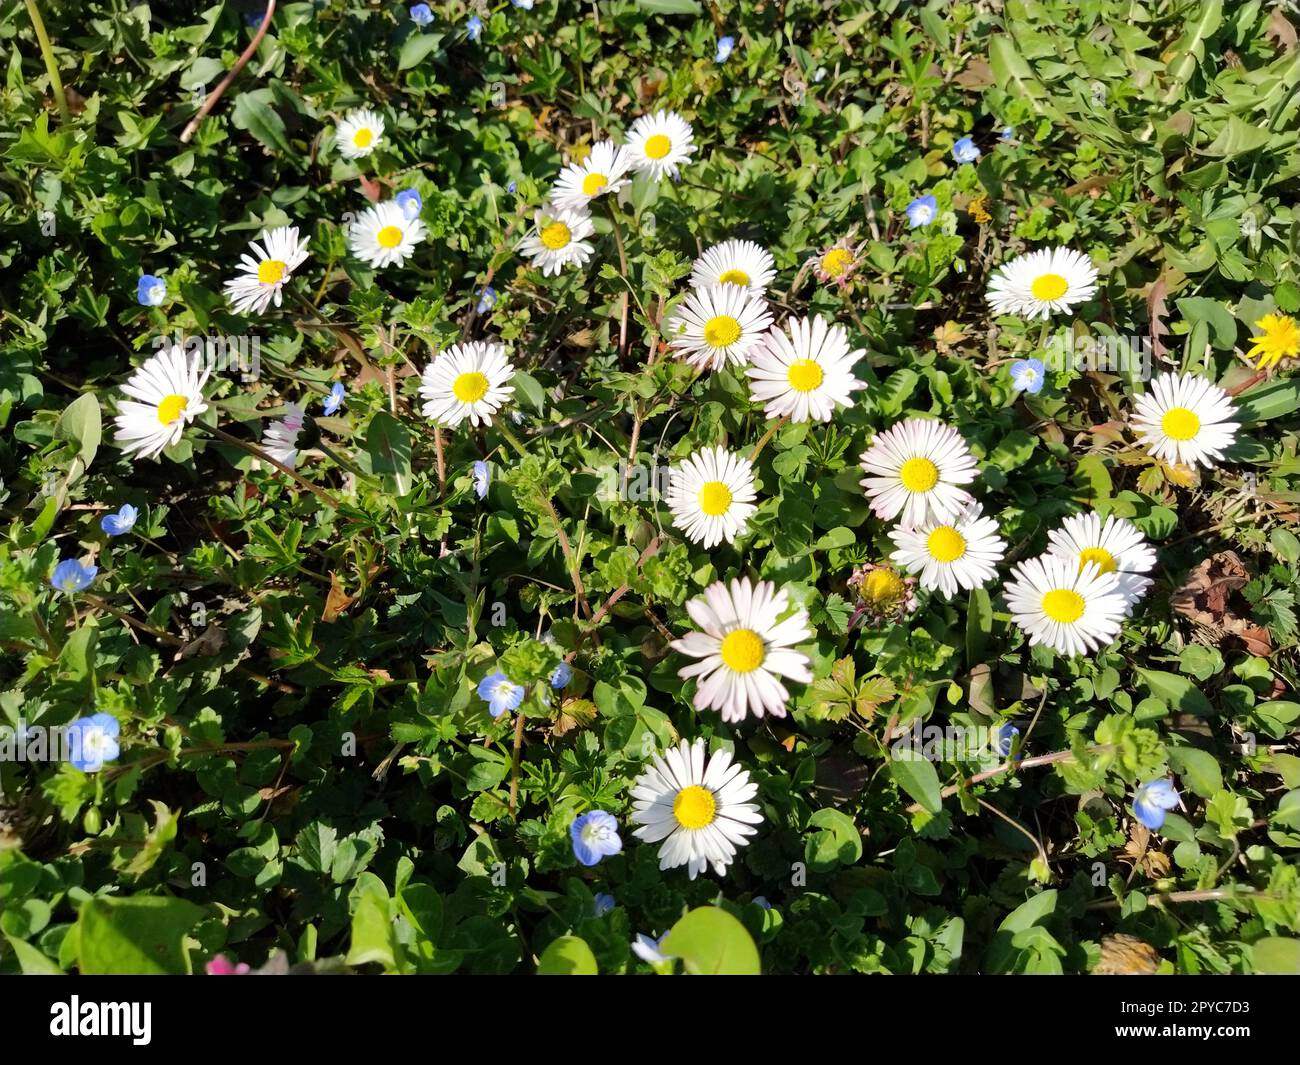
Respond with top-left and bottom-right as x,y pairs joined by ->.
466,15 -> 483,41
632,933 -> 673,966
511,0 -> 534,8
506,179 -> 517,194
472,459 -> 490,500
1133,779 -> 1180,830
395,188 -> 423,221
1010,358 -> 1046,394
550,661 -> 572,689
323,382 -> 346,415
906,194 -> 937,228
715,36 -> 735,63
410,3 -> 433,25
593,893 -> 616,917
952,136 -> 981,164
994,722 -> 1020,757
66,713 -> 120,773
570,810 -> 622,866
476,285 -> 497,314
1000,126 -> 1014,141
477,671 -> 524,718
137,274 -> 166,307
51,559 -> 97,593
101,503 -> 139,537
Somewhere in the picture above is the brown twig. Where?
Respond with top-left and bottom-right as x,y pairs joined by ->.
180,0 -> 276,144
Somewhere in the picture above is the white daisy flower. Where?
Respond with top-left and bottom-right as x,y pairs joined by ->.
550,141 -> 633,212
626,110 -> 696,180
986,247 -> 1098,320
670,577 -> 813,723
113,343 -> 211,460
1004,553 -> 1128,658
689,239 -> 777,298
418,341 -> 516,428
665,284 -> 773,372
1130,371 -> 1239,470
889,501 -> 1006,598
859,418 -> 978,529
746,315 -> 866,423
1045,512 -> 1157,612
335,108 -> 385,160
222,225 -> 311,316
347,199 -> 427,268
664,446 -> 758,548
261,402 -> 307,470
630,738 -> 763,878
518,205 -> 595,277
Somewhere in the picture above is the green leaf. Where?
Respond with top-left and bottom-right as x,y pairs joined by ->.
397,32 -> 444,72
231,90 -> 292,155
1251,937 -> 1300,974
1168,747 -> 1222,799
1135,668 -> 1215,716
537,935 -> 598,975
346,873 -> 399,971
660,907 -> 760,975
366,411 -> 412,496
56,392 -> 101,478
890,749 -> 943,813
804,808 -> 863,872
634,0 -> 703,14
1202,115 -> 1271,158
76,895 -> 204,975
1236,380 -> 1300,423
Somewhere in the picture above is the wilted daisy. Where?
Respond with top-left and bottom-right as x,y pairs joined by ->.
689,239 -> 776,298
419,341 -> 516,428
335,108 -> 384,160
746,315 -> 865,423
1130,371 -> 1239,469
1045,511 -> 1156,612
348,200 -> 427,269
113,343 -> 210,460
551,141 -> 632,212
629,737 -> 763,878
670,577 -> 813,722
889,501 -> 1006,598
809,233 -> 863,287
261,403 -> 307,469
518,205 -> 595,276
222,225 -> 310,315
665,284 -> 773,371
626,110 -> 695,180
1247,313 -> 1300,370
846,563 -> 917,627
859,418 -> 978,528
665,446 -> 758,548
986,247 -> 1098,320
1004,553 -> 1127,657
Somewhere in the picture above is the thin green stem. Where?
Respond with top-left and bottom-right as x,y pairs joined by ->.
23,0 -> 70,124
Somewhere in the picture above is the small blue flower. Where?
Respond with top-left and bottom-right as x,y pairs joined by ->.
136,274 -> 166,307
1000,126 -> 1014,141
51,559 -> 97,593
100,504 -> 139,537
506,179 -> 517,194
952,136 -> 981,164
906,194 -> 937,228
395,188 -> 423,221
715,36 -> 735,63
467,15 -> 483,41
593,892 -> 616,917
244,11 -> 264,28
477,671 -> 524,718
752,895 -> 771,910
472,459 -> 490,500
410,3 -> 434,25
66,713 -> 121,773
323,382 -> 346,415
1010,358 -> 1046,395
476,285 -> 497,314
1133,779 -> 1180,830
570,810 -> 622,866
632,933 -> 673,966
994,722 -> 1020,757
511,0 -> 534,8
550,661 -> 572,689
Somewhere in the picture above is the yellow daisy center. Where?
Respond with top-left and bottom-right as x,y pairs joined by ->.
717,268 -> 751,287
353,128 -> 373,148
257,259 -> 287,285
927,526 -> 967,562
787,359 -> 824,393
644,134 -> 671,160
540,221 -> 571,250
703,314 -> 742,348
719,628 -> 765,673
1031,273 -> 1069,301
1249,314 -> 1300,369
581,172 -> 608,196
1078,547 -> 1116,574
698,481 -> 733,516
452,371 -> 490,404
673,784 -> 717,830
899,457 -> 939,493
1161,406 -> 1200,441
861,568 -> 904,606
820,247 -> 853,277
156,394 -> 188,426
1042,588 -> 1085,623
376,225 -> 403,249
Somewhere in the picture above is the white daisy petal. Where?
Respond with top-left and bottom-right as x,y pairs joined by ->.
222,225 -> 311,316
518,204 -> 596,276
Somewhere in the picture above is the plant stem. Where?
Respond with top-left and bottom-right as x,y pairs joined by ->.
508,703 -> 527,816
23,0 -> 70,124
180,0 -> 276,143
206,424 -> 344,510
605,199 -> 631,357
749,414 -> 790,462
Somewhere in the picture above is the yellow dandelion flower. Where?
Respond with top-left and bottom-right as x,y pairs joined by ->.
1247,313 -> 1300,370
